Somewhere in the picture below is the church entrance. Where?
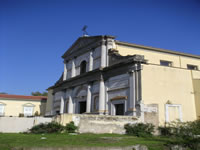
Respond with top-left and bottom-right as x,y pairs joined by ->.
115,104 -> 124,115
79,101 -> 86,114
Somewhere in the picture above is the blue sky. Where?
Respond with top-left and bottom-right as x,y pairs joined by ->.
0,0 -> 200,95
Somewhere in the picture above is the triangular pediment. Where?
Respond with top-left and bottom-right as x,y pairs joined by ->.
62,36 -> 103,58
62,35 -> 115,59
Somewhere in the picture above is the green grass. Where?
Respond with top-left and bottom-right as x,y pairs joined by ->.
0,133 -> 173,150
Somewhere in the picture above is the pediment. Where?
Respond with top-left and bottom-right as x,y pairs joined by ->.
62,36 -> 103,59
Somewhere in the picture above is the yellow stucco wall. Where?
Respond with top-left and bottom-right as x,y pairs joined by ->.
116,44 -> 200,69
142,65 -> 197,125
180,56 -> 200,69
116,45 -> 181,67
116,43 -> 200,124
0,99 -> 44,117
192,79 -> 200,119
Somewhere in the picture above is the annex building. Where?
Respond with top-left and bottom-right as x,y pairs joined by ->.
48,35 -> 200,125
0,94 -> 47,117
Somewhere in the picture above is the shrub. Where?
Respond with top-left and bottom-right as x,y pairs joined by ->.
19,113 -> 24,117
30,122 -> 64,134
158,126 -> 173,136
65,121 -> 78,133
159,120 -> 200,150
124,123 -> 155,137
34,111 -> 40,116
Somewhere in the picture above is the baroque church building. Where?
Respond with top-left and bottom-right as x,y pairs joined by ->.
47,35 -> 200,125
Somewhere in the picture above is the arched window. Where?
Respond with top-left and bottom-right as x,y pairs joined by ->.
80,60 -> 87,74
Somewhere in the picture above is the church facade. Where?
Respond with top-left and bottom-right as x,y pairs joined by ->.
48,35 -> 200,125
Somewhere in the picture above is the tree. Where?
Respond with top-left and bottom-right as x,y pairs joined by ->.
31,91 -> 47,96
0,92 -> 7,94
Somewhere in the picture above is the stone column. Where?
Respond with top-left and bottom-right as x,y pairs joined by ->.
89,51 -> 93,71
60,92 -> 65,114
106,38 -> 114,66
105,84 -> 109,115
128,63 -> 142,116
86,84 -> 92,113
71,59 -> 76,77
100,40 -> 106,68
68,95 -> 73,114
63,62 -> 67,80
99,76 -> 105,115
129,70 -> 136,116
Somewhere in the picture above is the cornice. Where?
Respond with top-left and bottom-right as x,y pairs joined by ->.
116,41 -> 200,59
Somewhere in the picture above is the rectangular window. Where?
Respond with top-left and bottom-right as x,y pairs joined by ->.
24,107 -> 33,116
160,60 -> 172,67
165,104 -> 182,122
187,64 -> 198,70
0,105 -> 5,116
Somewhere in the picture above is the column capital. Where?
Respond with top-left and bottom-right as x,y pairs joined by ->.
99,74 -> 104,81
100,39 -> 107,45
128,64 -> 142,73
128,70 -> 135,74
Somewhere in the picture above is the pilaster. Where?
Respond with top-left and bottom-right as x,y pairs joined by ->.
128,69 -> 137,116
60,92 -> 65,114
89,51 -> 93,71
68,95 -> 73,114
128,63 -> 142,116
100,40 -> 106,68
71,59 -> 76,77
63,63 -> 67,81
99,75 -> 105,115
105,83 -> 109,115
86,84 -> 92,113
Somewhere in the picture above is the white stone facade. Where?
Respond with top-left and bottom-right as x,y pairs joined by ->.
50,36 -> 147,120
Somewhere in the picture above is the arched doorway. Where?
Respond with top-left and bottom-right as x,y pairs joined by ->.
74,86 -> 87,114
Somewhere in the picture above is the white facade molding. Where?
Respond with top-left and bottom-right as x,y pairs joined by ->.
165,104 -> 183,122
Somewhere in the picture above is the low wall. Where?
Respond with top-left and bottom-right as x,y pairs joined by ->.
0,117 -> 52,133
53,114 -> 139,134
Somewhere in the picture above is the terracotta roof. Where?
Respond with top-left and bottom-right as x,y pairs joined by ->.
0,94 -> 47,101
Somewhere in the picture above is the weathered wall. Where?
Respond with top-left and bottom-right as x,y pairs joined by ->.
53,114 -> 139,134
143,104 -> 159,127
0,117 -> 52,133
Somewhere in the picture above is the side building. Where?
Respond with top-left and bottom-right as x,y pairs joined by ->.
0,94 -> 47,117
48,35 -> 200,125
